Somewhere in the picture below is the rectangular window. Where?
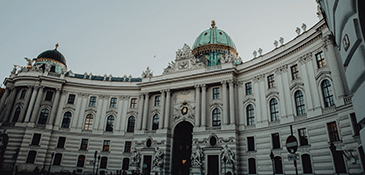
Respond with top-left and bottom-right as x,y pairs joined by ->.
31,133 -> 41,146
272,133 -> 280,149
26,151 -> 37,164
247,137 -> 255,151
103,140 -> 110,152
57,137 -> 66,148
327,122 -> 340,142
291,64 -> 299,80
110,98 -> 117,108
316,51 -> 326,68
80,139 -> 88,150
124,141 -> 132,153
67,94 -> 76,104
298,128 -> 308,146
130,98 -> 137,108
45,91 -> 54,101
154,96 -> 161,106
89,96 -> 97,107
268,75 -> 275,88
245,82 -> 252,95
213,88 -> 220,99
350,113 -> 361,136
20,90 -> 27,99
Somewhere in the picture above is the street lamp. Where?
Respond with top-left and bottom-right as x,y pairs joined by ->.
270,151 -> 275,175
48,152 -> 54,175
96,155 -> 101,175
93,151 -> 97,175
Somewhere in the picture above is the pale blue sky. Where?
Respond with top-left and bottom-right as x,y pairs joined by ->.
0,0 -> 319,84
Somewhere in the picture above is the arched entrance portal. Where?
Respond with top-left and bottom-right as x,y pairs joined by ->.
172,121 -> 193,175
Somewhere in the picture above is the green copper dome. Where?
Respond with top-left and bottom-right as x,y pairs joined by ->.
192,26 -> 236,50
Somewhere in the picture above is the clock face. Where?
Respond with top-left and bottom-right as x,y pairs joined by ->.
181,107 -> 188,115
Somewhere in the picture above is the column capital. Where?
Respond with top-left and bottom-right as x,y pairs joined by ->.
221,80 -> 227,85
194,84 -> 200,88
165,89 -> 171,93
228,79 -> 235,84
160,89 -> 165,93
201,84 -> 206,89
62,90 -> 68,94
56,87 -> 62,92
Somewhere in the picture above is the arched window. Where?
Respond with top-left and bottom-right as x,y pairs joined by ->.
106,115 -> 114,131
38,109 -> 49,125
50,66 -> 56,72
127,116 -> 135,132
247,105 -> 255,126
322,80 -> 335,107
152,114 -> 159,130
122,158 -> 130,170
61,112 -> 72,128
270,98 -> 279,121
100,157 -> 108,169
53,153 -> 62,165
12,107 -> 21,122
212,108 -> 221,126
274,156 -> 283,174
84,114 -> 94,130
295,90 -> 306,115
26,151 -> 37,164
301,154 -> 313,173
77,155 -> 85,167
248,158 -> 256,174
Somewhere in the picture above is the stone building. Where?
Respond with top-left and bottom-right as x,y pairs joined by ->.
0,18 -> 364,174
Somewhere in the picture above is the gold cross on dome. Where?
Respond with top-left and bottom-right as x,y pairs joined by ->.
55,43 -> 59,50
211,20 -> 216,28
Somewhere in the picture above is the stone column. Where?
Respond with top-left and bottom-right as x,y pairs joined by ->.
258,77 -> 266,123
299,59 -> 314,112
18,86 -> 33,123
53,90 -> 67,129
98,96 -> 109,131
71,93 -> 83,129
0,88 -> 10,116
228,80 -> 235,125
237,81 -> 244,125
115,96 -> 124,132
159,90 -> 165,129
201,84 -> 207,127
276,70 -> 287,119
252,76 -> 261,126
24,86 -> 39,123
221,81 -> 228,125
3,87 -> 19,122
142,93 -> 149,130
195,85 -> 201,127
137,94 -> 144,130
164,90 -> 171,129
120,96 -> 129,132
29,86 -> 44,123
48,88 -> 61,126
93,96 -> 103,130
77,94 -> 88,129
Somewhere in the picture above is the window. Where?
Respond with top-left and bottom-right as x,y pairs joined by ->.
245,82 -> 252,95
152,114 -> 159,130
103,140 -> 110,152
80,139 -> 88,150
26,151 -> 37,163
110,98 -> 117,108
31,133 -> 41,146
127,116 -> 135,132
53,153 -> 62,165
12,107 -> 21,123
295,90 -> 306,115
316,51 -> 326,68
84,114 -> 94,130
301,154 -> 313,173
272,133 -> 280,149
100,157 -> 108,169
350,113 -> 361,136
327,122 -> 340,142
270,98 -> 279,121
38,108 -> 49,124
298,128 -> 308,146
248,158 -> 256,174
89,96 -> 97,107
267,74 -> 275,88
322,80 -> 335,107
106,115 -> 114,131
213,88 -> 220,99
57,137 -> 66,148
212,108 -> 221,126
274,156 -> 283,174
20,90 -> 27,99
130,98 -> 137,108
61,112 -> 72,128
124,141 -> 132,152
247,105 -> 255,126
247,137 -> 255,151
50,66 -> 56,72
67,94 -> 76,104
122,158 -> 130,170
154,96 -> 160,106
45,91 -> 54,101
77,155 -> 85,167
291,64 -> 299,80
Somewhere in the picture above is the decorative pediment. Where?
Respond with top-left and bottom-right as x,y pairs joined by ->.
106,110 -> 117,116
85,108 -> 97,114
265,90 -> 279,98
290,82 -> 304,90
127,111 -> 138,116
242,97 -> 256,105
173,101 -> 195,121
63,107 -> 75,112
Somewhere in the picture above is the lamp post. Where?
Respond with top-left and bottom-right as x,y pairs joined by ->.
48,152 -> 54,175
270,151 -> 275,175
93,151 -> 97,175
96,155 -> 101,175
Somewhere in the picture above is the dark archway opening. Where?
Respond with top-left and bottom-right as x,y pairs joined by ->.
171,121 -> 193,175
